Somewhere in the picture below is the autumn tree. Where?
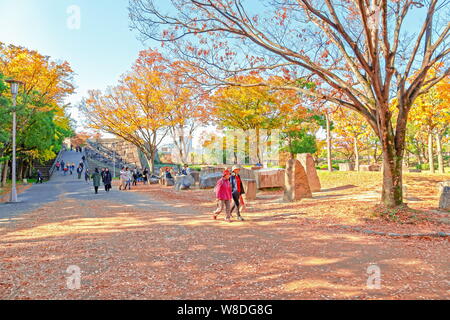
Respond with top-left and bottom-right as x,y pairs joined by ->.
211,75 -> 282,164
81,50 -> 203,172
166,61 -> 209,164
129,0 -> 450,208
333,108 -> 371,171
0,44 -> 75,184
408,66 -> 449,173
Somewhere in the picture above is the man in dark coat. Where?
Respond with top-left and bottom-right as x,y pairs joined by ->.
230,165 -> 245,221
103,168 -> 113,192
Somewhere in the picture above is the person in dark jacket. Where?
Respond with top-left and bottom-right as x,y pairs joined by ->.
77,166 -> 83,179
37,170 -> 44,184
230,165 -> 245,221
103,168 -> 112,192
143,168 -> 149,185
101,168 -> 106,183
85,168 -> 91,183
91,168 -> 102,194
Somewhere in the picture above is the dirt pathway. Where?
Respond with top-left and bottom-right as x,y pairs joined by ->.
0,189 -> 448,300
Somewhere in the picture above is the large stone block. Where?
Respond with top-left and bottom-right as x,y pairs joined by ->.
297,154 -> 321,192
339,163 -> 354,171
200,172 -> 223,189
200,167 -> 226,178
190,171 -> 200,184
175,175 -> 195,191
284,159 -> 312,202
242,179 -> 257,201
439,186 -> 450,210
359,165 -> 381,172
165,178 -> 175,187
239,168 -> 256,180
254,169 -> 285,189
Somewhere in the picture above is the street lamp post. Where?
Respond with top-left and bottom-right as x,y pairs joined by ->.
113,142 -> 117,179
5,79 -> 23,203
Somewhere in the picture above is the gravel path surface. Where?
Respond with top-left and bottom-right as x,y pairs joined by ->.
0,152 -> 448,300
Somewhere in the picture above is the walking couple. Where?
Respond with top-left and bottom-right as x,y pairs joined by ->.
213,166 -> 246,223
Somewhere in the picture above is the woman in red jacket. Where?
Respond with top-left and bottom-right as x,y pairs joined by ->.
213,170 -> 233,222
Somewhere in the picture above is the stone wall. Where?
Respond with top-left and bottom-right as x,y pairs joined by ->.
91,139 -> 142,168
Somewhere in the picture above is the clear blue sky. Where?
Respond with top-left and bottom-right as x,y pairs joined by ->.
0,0 -> 162,127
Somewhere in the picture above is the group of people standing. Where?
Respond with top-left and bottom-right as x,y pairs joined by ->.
55,160 -> 78,176
213,165 -> 246,223
91,168 -> 113,194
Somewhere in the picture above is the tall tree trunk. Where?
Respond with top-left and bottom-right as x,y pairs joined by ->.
256,127 -> 262,165
379,105 -> 406,208
18,159 -> 24,180
2,160 -> 9,187
436,134 -> 444,174
428,133 -> 435,173
0,162 -> 3,188
144,149 -> 156,174
354,137 -> 360,171
325,113 -> 332,172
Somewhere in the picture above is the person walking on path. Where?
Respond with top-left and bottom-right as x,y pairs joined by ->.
230,166 -> 245,221
143,168 -> 148,185
36,170 -> 44,184
132,169 -> 139,186
101,168 -> 106,183
91,168 -> 102,194
119,167 -> 127,191
125,167 -> 132,190
77,166 -> 83,180
85,168 -> 91,183
56,161 -> 61,172
212,170 -> 233,223
61,160 -> 65,174
103,168 -> 112,192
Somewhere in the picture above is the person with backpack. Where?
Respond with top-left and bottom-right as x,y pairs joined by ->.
212,170 -> 233,223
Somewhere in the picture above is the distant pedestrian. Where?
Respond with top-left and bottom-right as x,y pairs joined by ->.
119,167 -> 126,191
92,168 -> 101,194
181,164 -> 191,176
125,167 -> 132,190
56,161 -> 61,171
212,170 -> 233,223
77,166 -> 83,179
103,168 -> 112,192
37,170 -> 44,184
143,168 -> 149,185
101,168 -> 106,182
132,169 -> 138,186
85,168 -> 91,183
